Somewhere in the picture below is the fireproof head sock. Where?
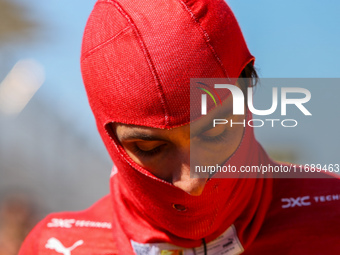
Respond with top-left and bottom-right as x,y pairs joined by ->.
81,0 -> 254,133
80,1 -> 273,250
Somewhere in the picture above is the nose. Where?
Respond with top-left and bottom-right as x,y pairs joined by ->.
171,147 -> 209,196
172,170 -> 208,196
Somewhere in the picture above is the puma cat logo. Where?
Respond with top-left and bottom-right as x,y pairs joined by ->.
45,237 -> 83,255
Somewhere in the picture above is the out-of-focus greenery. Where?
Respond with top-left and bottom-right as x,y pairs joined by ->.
0,0 -> 39,47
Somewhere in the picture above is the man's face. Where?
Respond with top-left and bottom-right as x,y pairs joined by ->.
115,83 -> 246,196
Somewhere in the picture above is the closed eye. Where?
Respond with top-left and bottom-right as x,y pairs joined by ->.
132,142 -> 166,158
198,126 -> 228,143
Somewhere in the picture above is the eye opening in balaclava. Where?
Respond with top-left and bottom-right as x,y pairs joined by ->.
104,62 -> 258,184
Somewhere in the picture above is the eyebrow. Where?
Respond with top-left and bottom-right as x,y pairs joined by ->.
119,132 -> 166,141
118,105 -> 234,141
191,108 -> 233,137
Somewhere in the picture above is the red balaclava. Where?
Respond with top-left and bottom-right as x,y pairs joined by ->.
81,0 -> 273,253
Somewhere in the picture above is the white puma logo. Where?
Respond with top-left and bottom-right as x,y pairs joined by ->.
45,237 -> 83,255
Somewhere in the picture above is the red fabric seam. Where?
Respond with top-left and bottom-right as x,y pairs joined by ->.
177,0 -> 229,79
81,25 -> 131,62
104,0 -> 171,127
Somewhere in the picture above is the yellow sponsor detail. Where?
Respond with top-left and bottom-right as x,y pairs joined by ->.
160,250 -> 184,255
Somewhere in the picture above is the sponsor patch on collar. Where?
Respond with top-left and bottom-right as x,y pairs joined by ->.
130,225 -> 244,255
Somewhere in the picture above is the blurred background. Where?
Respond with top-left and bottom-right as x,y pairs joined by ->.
0,0 -> 339,253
